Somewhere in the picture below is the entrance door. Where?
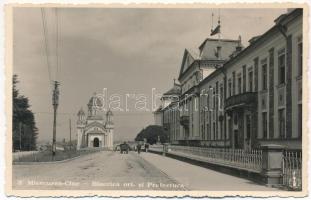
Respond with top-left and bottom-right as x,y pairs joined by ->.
234,130 -> 239,149
245,114 -> 252,150
93,137 -> 99,147
233,111 -> 244,149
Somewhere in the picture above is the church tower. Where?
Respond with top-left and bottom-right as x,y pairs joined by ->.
76,107 -> 86,150
105,109 -> 114,149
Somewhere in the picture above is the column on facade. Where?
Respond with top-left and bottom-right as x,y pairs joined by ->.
286,34 -> 292,138
268,47 -> 275,139
253,57 -> 259,148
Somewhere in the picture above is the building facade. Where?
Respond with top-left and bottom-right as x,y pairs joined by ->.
76,93 -> 114,150
153,82 -> 181,144
155,9 -> 303,150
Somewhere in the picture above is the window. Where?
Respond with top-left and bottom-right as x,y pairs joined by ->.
279,108 -> 286,138
201,124 -> 204,139
246,115 -> 251,139
232,72 -> 236,95
238,75 -> 242,94
206,90 -> 210,111
213,88 -> 216,109
228,80 -> 232,97
248,71 -> 253,92
220,121 -> 223,140
298,36 -> 303,76
262,112 -> 267,139
220,86 -> 224,110
278,49 -> 286,84
261,60 -> 268,90
216,82 -> 219,109
206,124 -> 210,140
213,122 -> 216,140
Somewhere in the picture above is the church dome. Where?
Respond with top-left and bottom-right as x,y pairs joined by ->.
88,92 -> 103,108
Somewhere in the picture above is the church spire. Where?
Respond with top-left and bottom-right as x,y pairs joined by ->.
105,109 -> 114,129
77,107 -> 86,124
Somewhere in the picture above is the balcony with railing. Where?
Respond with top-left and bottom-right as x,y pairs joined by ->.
225,92 -> 257,110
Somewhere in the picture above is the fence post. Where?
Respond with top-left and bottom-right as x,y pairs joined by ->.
162,144 -> 167,156
261,144 -> 284,186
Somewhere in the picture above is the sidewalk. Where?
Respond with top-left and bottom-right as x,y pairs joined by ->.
140,152 -> 279,191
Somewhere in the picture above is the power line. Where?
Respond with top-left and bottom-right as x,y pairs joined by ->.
40,8 -> 53,90
55,8 -> 60,82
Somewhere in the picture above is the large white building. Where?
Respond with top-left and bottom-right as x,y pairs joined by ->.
76,93 -> 114,150
155,8 -> 303,150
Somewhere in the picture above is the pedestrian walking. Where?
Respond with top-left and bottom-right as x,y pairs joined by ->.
145,143 -> 149,152
137,143 -> 141,154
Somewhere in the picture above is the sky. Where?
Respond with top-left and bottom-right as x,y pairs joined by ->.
13,7 -> 287,143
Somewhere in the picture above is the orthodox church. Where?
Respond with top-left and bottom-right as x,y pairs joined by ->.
76,93 -> 114,150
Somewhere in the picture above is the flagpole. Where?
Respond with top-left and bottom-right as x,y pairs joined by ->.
218,9 -> 221,60
211,12 -> 214,33
218,8 -> 221,41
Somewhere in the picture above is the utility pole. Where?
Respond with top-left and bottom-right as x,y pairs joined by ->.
69,118 -> 72,151
52,81 -> 60,158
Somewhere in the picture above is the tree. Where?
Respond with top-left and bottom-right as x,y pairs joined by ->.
12,74 -> 38,151
135,125 -> 168,145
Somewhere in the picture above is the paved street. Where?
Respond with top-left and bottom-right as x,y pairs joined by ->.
13,151 -> 278,191
13,151 -> 185,190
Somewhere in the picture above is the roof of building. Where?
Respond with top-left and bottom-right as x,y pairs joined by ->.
199,38 -> 241,60
198,8 -> 302,87
248,35 -> 261,44
87,115 -> 104,120
163,83 -> 181,96
198,38 -> 241,52
178,37 -> 241,80
186,48 -> 200,60
85,121 -> 105,130
222,8 -> 302,70
153,105 -> 163,113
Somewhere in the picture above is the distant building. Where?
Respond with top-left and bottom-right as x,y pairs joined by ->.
153,106 -> 163,126
76,93 -> 114,150
155,8 -> 303,150
153,81 -> 181,143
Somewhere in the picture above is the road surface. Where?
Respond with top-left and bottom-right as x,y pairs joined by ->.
13,151 -> 278,191
13,151 -> 185,190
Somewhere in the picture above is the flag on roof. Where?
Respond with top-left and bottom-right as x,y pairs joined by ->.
210,24 -> 220,36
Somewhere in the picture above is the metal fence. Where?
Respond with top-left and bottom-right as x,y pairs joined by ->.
150,145 -> 262,172
150,145 -> 303,190
149,144 -> 165,153
282,150 -> 302,190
